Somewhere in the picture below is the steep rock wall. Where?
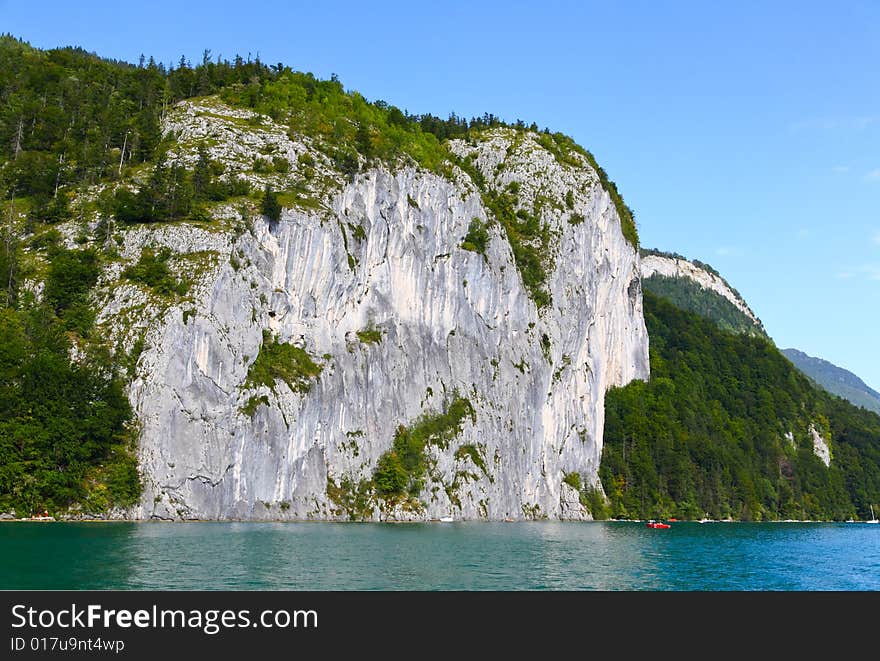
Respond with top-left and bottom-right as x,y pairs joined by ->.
95,102 -> 649,521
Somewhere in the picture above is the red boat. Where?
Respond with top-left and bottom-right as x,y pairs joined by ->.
646,520 -> 671,529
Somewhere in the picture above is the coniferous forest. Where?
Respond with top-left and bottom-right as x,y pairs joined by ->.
600,291 -> 880,521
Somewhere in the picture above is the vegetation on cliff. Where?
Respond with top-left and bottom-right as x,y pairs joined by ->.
243,330 -> 323,395
373,394 -> 476,499
1,34 -> 639,334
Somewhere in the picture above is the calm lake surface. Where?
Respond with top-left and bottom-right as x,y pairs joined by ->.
2,521 -> 878,590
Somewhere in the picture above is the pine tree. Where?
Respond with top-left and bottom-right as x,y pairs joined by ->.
261,185 -> 281,222
192,145 -> 212,201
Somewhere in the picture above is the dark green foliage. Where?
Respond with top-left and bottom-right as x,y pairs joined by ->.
26,227 -> 63,253
6,245 -> 139,510
187,205 -> 211,223
461,217 -> 490,257
642,273 -> 766,337
260,185 -> 281,222
0,238 -> 18,308
192,145 -> 212,201
326,475 -> 374,521
43,248 -> 99,314
0,306 -> 137,515
43,247 -> 99,334
28,193 -> 73,225
103,453 -> 142,507
111,155 -> 194,223
243,330 -> 322,394
562,472 -> 582,491
0,37 -> 164,195
356,326 -> 382,345
373,452 -> 408,496
189,144 -> 251,203
240,394 -> 270,417
207,176 -> 251,201
823,397 -> 880,520
455,444 -> 487,475
122,247 -> 188,297
334,150 -> 359,179
600,292 -> 880,521
373,395 -> 476,498
355,123 -> 375,161
0,35 -> 270,214
581,487 -> 608,518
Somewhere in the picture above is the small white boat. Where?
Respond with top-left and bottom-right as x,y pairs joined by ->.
439,516 -> 454,522
866,505 -> 879,524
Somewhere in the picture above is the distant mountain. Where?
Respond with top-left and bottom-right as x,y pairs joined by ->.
781,349 -> 880,415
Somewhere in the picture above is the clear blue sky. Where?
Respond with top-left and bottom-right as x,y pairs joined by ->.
4,0 -> 879,389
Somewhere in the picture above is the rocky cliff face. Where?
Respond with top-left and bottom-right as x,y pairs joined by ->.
641,253 -> 762,327
93,99 -> 649,521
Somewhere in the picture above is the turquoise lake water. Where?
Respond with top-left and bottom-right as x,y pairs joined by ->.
2,521 -> 879,590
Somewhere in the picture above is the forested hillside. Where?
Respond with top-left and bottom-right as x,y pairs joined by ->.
600,292 -> 880,521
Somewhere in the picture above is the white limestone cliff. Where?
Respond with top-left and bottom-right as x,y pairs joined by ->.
809,424 -> 831,467
93,99 -> 650,521
640,253 -> 762,327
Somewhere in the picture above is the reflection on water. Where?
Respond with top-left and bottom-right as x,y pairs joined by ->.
1,521 -> 878,590
0,522 -> 139,590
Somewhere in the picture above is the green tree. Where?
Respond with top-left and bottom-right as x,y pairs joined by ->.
192,144 -> 212,201
261,185 -> 281,222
